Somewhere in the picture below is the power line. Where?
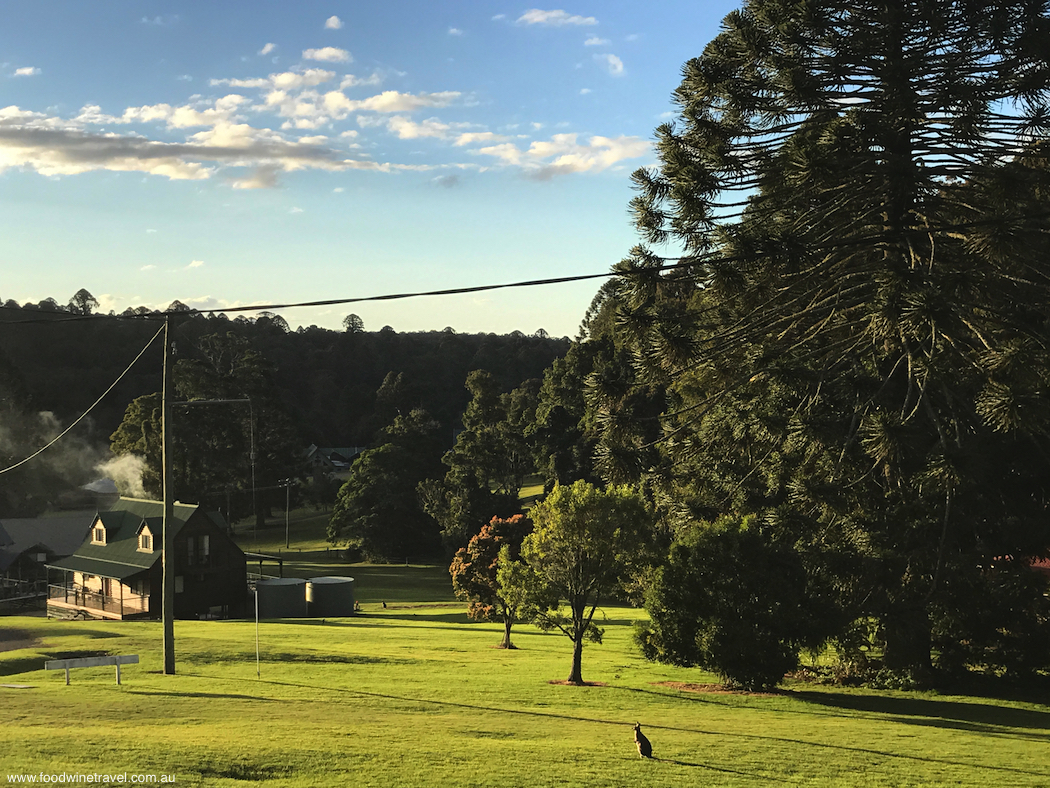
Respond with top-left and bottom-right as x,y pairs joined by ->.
0,323 -> 166,475
2,207 -> 1048,326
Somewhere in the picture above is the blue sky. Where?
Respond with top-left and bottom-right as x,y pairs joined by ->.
1,1 -> 737,336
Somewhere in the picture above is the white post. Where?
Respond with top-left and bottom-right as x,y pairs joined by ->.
255,586 -> 260,679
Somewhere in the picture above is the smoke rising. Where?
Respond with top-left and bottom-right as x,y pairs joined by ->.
95,453 -> 147,498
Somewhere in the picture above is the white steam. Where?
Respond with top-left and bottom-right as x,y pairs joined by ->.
95,453 -> 147,499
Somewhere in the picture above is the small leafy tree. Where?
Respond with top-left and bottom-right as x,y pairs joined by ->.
342,313 -> 364,333
501,480 -> 652,684
67,288 -> 99,315
638,515 -> 833,691
449,514 -> 533,648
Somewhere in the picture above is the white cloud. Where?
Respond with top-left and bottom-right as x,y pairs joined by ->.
101,94 -> 251,129
176,74 -> 192,82
329,89 -> 461,116
259,43 -> 276,56
230,167 -> 280,189
579,88 -> 591,95
474,132 -> 649,177
625,34 -> 639,42
449,27 -> 464,36
187,260 -> 204,268
141,264 -> 157,271
453,131 -> 508,147
385,116 -> 453,139
333,186 -> 344,192
212,69 -> 335,91
339,72 -> 383,89
594,53 -> 624,76
325,16 -> 343,30
289,207 -> 303,213
0,104 -> 381,186
584,37 -> 609,46
14,67 -> 40,77
302,47 -> 352,63
145,228 -> 157,233
492,14 -> 506,20
517,9 -> 598,26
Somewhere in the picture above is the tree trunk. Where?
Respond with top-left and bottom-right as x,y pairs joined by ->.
499,616 -> 515,649
883,607 -> 933,680
567,635 -> 584,684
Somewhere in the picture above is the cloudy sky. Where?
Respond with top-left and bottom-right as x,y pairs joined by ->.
1,1 -> 737,336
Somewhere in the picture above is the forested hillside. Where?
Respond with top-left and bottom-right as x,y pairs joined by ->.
0,296 -> 569,519
0,297 -> 568,446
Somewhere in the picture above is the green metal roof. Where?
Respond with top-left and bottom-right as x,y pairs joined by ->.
48,497 -> 228,578
48,554 -> 148,580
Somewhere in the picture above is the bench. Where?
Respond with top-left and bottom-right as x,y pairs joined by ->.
44,655 -> 139,685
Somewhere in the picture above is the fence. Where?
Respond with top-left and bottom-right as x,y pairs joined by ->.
48,584 -> 149,617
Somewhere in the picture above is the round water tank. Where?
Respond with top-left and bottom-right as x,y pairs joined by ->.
256,578 -> 307,618
307,576 -> 356,617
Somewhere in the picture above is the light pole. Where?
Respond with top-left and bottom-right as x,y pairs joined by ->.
285,479 -> 291,549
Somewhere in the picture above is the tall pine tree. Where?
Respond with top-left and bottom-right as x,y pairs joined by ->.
612,0 -> 1050,681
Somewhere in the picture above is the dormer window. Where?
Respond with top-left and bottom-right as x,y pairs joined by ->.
137,524 -> 155,553
91,525 -> 106,545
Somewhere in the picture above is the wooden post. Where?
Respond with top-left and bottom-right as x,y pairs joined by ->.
162,314 -> 176,675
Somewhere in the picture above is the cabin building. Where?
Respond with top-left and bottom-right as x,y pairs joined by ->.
47,497 -> 247,620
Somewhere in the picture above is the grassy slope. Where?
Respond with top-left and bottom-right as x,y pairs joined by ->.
3,563 -> 1050,787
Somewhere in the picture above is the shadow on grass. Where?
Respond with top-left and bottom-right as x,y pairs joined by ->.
187,671 -> 1050,782
127,688 -> 273,702
653,757 -> 782,780
184,651 -> 419,667
0,655 -> 45,676
791,690 -> 1050,736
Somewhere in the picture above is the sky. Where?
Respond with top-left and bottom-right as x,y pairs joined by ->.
0,1 -> 739,337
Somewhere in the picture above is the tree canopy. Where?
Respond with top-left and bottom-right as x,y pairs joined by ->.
609,0 -> 1050,683
449,514 -> 534,649
501,480 -> 652,684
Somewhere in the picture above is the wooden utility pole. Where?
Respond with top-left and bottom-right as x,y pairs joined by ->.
162,314 -> 176,675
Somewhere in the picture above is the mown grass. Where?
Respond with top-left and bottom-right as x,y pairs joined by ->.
234,508 -> 334,555
3,569 -> 1050,787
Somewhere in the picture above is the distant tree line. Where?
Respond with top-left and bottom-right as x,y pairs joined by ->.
0,294 -> 568,519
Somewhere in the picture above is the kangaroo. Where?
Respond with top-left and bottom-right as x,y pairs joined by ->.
633,722 -> 653,759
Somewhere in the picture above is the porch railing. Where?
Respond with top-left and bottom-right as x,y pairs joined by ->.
48,585 -> 149,616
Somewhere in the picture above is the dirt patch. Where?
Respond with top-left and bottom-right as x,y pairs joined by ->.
652,681 -> 779,698
548,679 -> 608,687
0,630 -> 40,653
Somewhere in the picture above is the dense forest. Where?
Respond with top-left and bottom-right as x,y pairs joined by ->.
0,294 -> 570,519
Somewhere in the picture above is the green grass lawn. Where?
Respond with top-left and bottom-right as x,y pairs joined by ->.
3,567 -> 1050,787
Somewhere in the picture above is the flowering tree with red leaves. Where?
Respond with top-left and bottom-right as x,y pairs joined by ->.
449,514 -> 533,649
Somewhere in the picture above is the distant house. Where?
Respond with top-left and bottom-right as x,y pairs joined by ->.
47,497 -> 247,621
305,444 -> 363,474
0,513 -> 95,597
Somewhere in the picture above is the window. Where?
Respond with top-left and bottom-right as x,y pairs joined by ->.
91,526 -> 106,545
138,531 -> 153,552
186,534 -> 211,566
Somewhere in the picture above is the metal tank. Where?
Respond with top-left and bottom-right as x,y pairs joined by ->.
255,577 -> 308,618
306,576 -> 356,617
